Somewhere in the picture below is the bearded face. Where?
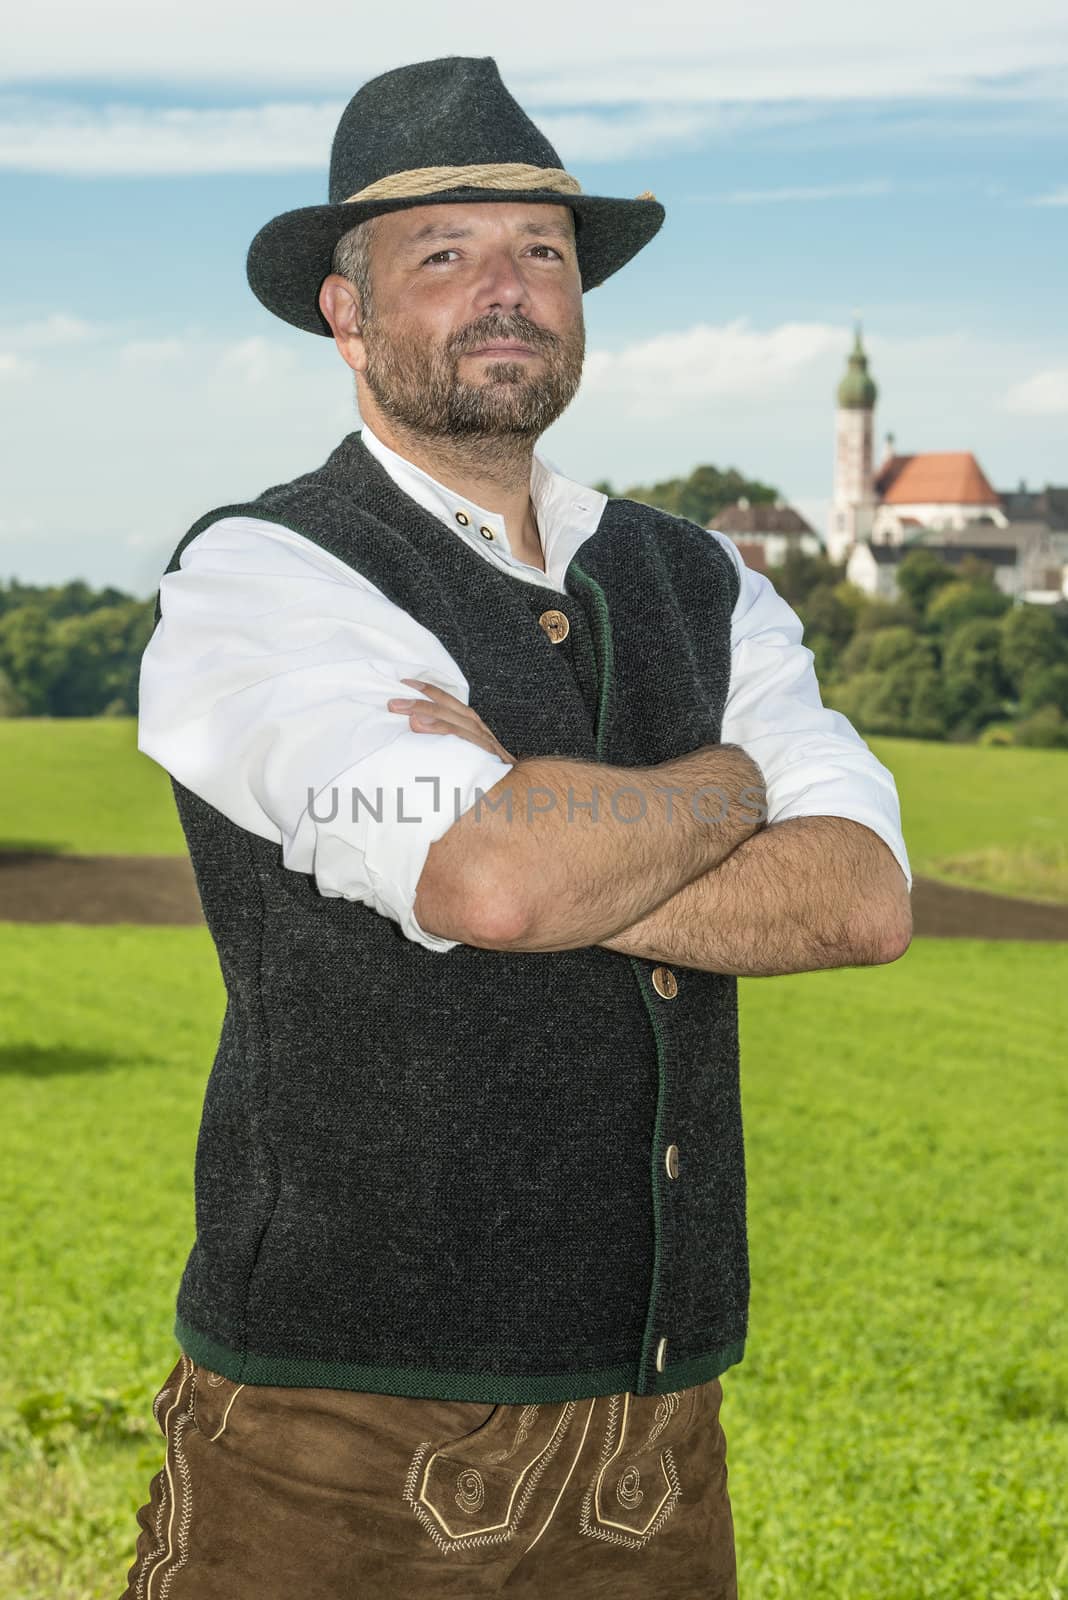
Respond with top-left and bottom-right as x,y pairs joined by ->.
359,303 -> 586,442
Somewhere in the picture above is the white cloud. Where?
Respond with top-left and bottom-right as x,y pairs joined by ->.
516,106 -> 757,165
1027,186 -> 1068,206
0,311 -> 109,381
0,96 -> 341,175
0,319 -> 359,590
0,2 -> 1064,177
0,312 -> 103,347
0,95 -> 846,176
1003,369 -> 1068,415
716,179 -> 894,204
0,352 -> 37,379
117,338 -> 189,368
580,318 -> 844,419
215,336 -> 302,386
3,1 -> 1067,98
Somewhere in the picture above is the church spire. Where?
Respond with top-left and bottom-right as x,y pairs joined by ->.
829,317 -> 878,562
836,318 -> 878,410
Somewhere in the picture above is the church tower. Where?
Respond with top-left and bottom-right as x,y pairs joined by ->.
828,322 -> 878,564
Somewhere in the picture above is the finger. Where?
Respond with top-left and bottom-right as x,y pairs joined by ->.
409,707 -> 480,737
398,700 -> 474,730
395,681 -> 508,760
395,697 -> 477,729
399,678 -> 465,706
409,713 -> 501,758
390,692 -> 488,737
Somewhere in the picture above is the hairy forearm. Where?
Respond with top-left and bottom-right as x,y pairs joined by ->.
597,816 -> 912,975
417,743 -> 766,950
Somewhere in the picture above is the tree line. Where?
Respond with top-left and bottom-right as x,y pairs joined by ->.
0,579 -> 155,717
3,461 -> 1067,744
600,463 -> 1068,748
767,545 -> 1068,748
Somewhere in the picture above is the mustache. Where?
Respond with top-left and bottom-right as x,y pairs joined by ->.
453,322 -> 558,355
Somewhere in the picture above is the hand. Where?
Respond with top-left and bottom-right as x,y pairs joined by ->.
386,678 -> 517,765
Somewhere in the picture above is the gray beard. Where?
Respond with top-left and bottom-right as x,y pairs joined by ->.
360,321 -> 585,443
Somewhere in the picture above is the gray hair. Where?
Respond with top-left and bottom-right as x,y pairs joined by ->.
331,215 -> 379,321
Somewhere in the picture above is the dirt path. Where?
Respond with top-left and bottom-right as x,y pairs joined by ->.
908,876 -> 1068,940
0,852 -> 205,925
1,851 -> 1067,939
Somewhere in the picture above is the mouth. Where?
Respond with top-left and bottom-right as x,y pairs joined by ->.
466,343 -> 539,357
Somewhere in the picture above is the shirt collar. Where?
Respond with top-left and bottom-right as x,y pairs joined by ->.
358,419 -> 605,585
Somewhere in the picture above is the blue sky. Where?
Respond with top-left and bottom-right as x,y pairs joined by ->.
2,2 -> 1066,594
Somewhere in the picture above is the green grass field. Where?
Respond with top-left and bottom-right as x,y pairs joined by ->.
1,719 -> 1065,900
1,925 -> 1065,1598
871,736 -> 1068,903
0,719 -> 185,857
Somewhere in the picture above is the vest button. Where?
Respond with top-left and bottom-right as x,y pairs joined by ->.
651,965 -> 677,999
454,510 -> 470,526
665,1143 -> 680,1180
479,525 -> 495,541
655,1336 -> 668,1373
537,608 -> 570,644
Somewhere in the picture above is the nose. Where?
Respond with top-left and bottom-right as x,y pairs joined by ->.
475,244 -> 531,315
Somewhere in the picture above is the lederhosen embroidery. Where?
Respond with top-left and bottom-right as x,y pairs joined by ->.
403,1400 -> 583,1553
577,1388 -> 694,1548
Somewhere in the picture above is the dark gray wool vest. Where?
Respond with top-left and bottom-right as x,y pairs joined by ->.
153,429 -> 748,1404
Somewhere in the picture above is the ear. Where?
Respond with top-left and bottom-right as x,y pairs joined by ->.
318,276 -> 366,374
319,274 -> 362,334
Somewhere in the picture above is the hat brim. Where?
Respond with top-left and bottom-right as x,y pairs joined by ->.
246,190 -> 666,336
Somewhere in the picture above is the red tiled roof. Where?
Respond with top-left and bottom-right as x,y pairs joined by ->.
875,451 -> 1001,507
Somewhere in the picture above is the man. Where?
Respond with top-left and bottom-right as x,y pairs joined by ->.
122,54 -> 911,1600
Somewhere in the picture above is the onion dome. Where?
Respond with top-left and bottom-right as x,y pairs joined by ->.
837,321 -> 878,410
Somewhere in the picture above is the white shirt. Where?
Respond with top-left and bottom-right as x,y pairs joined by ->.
138,421 -> 911,953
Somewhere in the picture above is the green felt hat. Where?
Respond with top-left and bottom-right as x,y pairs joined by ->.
246,55 -> 665,336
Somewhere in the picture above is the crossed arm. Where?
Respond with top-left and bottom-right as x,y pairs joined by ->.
596,813 -> 911,974
388,678 -> 912,976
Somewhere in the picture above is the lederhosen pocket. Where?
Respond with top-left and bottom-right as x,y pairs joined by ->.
403,1397 -> 584,1555
577,1385 -> 703,1549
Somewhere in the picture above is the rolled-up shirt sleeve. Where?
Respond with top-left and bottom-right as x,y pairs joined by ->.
137,516 -> 515,951
710,529 -> 912,889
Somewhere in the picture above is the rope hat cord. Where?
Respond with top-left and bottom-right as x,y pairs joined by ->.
342,162 -> 656,203
342,163 -> 580,202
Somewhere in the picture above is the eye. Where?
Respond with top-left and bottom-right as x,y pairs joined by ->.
420,245 -> 564,266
